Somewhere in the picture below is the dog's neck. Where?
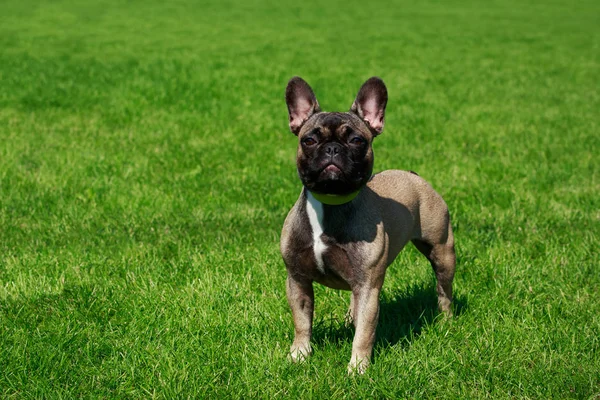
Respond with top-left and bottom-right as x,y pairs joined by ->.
307,188 -> 361,205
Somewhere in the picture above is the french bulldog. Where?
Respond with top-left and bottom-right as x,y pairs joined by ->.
280,77 -> 455,374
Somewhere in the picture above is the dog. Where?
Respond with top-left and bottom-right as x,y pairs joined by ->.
280,76 -> 455,374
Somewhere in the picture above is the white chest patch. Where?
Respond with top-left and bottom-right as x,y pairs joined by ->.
305,192 -> 327,274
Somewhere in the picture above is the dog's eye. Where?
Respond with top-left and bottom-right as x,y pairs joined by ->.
350,137 -> 365,145
302,137 -> 317,146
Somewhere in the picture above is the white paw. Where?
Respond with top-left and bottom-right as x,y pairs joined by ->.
347,356 -> 370,375
288,343 -> 312,363
438,298 -> 453,316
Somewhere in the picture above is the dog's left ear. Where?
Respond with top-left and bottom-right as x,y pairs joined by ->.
350,77 -> 388,135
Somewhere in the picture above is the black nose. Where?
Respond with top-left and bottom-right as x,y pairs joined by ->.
324,143 -> 342,157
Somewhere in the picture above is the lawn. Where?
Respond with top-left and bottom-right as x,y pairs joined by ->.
0,0 -> 599,397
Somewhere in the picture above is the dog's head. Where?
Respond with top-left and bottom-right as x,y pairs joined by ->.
285,77 -> 388,196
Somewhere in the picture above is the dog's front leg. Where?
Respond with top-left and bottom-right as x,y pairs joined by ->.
286,274 -> 314,362
348,284 -> 383,374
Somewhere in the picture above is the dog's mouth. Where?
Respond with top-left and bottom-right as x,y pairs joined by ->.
322,164 -> 341,174
309,162 -> 355,195
299,157 -> 371,196
318,163 -> 344,180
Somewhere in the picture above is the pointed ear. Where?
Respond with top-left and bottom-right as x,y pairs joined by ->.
350,77 -> 388,135
285,77 -> 321,135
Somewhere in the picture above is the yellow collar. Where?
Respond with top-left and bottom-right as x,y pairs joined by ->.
308,189 -> 361,205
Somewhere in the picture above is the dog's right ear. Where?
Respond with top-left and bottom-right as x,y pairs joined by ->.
285,77 -> 320,135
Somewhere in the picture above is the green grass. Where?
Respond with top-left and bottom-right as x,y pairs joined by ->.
1,0 -> 599,397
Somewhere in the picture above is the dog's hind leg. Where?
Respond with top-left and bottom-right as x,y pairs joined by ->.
345,294 -> 355,327
412,228 -> 456,315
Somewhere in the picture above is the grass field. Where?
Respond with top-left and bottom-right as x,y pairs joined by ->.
1,0 -> 599,397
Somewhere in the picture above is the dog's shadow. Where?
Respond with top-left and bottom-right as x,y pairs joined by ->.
312,283 -> 467,351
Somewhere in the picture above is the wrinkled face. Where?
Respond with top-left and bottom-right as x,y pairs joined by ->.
297,112 -> 374,195
285,76 -> 388,195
